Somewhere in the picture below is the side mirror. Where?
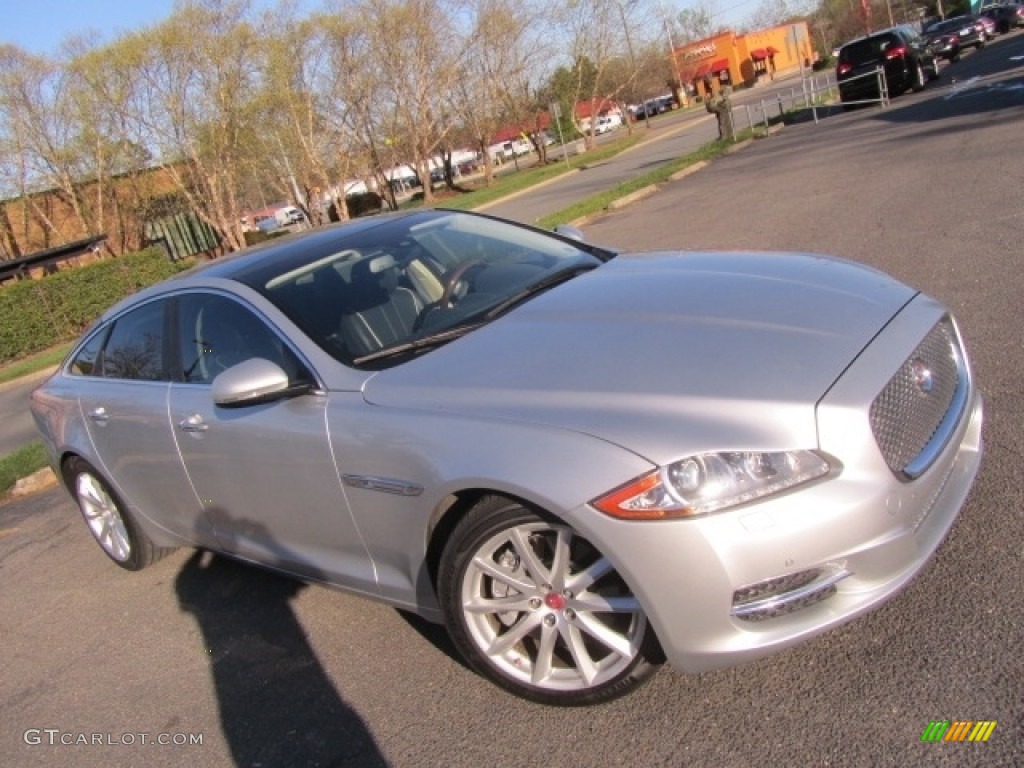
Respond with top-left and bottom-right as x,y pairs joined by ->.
553,224 -> 586,242
211,358 -> 309,407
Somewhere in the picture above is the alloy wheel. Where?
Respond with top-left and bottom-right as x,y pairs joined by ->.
458,519 -> 647,693
76,471 -> 131,562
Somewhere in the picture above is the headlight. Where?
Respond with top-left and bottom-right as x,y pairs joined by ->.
592,451 -> 831,520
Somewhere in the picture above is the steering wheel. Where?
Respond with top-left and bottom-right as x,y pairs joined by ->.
438,259 -> 482,308
412,259 -> 482,333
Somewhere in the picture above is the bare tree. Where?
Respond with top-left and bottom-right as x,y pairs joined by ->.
122,0 -> 265,252
349,0 -> 470,205
255,12 -> 365,225
671,0 -> 721,42
553,0 -> 628,148
319,7 -> 397,212
451,0 -> 551,182
747,0 -> 817,31
0,45 -> 98,250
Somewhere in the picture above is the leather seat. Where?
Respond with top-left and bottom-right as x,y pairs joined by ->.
339,254 -> 422,356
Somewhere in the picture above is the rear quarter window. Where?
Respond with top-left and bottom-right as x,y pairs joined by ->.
69,328 -> 109,377
841,34 -> 898,64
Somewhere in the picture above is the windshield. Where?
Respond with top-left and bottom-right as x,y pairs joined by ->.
254,210 -> 605,367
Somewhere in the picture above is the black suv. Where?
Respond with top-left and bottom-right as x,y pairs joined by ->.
837,26 -> 939,107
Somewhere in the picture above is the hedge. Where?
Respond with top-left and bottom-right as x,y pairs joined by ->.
0,249 -> 194,366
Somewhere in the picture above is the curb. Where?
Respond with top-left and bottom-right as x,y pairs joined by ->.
1,467 -> 58,507
0,365 -> 57,394
606,186 -> 660,210
568,126 -> 776,228
668,160 -> 710,181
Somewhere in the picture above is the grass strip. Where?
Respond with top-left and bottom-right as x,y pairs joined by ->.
407,133 -> 647,212
536,129 -> 759,230
0,344 -> 71,386
0,441 -> 49,496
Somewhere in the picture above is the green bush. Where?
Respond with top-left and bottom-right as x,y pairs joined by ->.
0,249 -> 193,366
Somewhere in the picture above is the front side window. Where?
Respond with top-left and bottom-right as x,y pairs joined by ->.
177,293 -> 304,384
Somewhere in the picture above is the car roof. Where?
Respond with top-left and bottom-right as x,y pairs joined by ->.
840,24 -> 913,47
194,210 -> 430,285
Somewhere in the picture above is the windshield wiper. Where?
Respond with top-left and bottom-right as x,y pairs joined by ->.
352,322 -> 485,365
484,264 -> 597,321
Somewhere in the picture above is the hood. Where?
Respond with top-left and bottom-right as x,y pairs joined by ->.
362,251 -> 915,465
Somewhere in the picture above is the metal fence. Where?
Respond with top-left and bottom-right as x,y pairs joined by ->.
735,68 -> 888,134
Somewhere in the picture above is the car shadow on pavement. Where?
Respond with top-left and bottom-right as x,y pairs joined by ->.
175,539 -> 387,767
393,609 -> 467,669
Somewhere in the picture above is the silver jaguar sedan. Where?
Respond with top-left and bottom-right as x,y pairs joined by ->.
30,209 -> 983,705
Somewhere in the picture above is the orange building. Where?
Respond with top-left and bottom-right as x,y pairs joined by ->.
673,22 -> 816,98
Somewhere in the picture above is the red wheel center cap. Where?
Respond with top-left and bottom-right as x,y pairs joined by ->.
544,593 -> 565,610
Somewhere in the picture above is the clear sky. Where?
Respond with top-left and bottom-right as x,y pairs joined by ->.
2,0 -> 179,55
2,0 -> 760,58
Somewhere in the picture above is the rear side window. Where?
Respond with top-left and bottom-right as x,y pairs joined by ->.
100,301 -> 168,381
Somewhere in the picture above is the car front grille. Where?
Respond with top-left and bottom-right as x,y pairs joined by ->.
870,318 -> 966,479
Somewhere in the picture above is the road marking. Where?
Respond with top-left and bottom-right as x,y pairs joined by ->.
944,76 -> 1024,100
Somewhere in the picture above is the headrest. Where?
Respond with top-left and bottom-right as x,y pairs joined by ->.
367,253 -> 396,274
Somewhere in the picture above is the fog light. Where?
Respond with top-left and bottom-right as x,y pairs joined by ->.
731,567 -> 851,622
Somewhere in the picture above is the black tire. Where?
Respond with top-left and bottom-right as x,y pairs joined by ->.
438,495 -> 661,705
64,456 -> 174,571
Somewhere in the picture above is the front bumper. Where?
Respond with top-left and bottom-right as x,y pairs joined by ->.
569,298 -> 983,673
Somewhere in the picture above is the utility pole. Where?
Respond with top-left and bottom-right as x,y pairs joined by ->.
616,0 -> 650,129
663,8 -> 686,106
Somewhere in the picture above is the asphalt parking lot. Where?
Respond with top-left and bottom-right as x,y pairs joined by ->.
2,33 -> 1022,768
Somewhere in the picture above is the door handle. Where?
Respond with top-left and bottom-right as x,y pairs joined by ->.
178,414 -> 209,433
87,406 -> 109,424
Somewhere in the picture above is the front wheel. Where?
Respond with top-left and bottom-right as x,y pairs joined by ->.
439,496 -> 661,705
64,456 -> 173,571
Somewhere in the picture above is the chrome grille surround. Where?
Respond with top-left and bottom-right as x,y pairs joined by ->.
870,318 -> 967,480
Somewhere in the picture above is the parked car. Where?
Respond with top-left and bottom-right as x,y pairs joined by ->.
980,2 -> 1024,33
255,216 -> 280,233
925,31 -> 962,62
30,210 -> 983,706
837,25 -> 939,106
923,16 -> 987,52
268,206 -> 305,227
594,114 -> 623,134
976,13 -> 997,37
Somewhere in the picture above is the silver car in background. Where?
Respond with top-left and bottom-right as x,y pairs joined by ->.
30,210 -> 983,705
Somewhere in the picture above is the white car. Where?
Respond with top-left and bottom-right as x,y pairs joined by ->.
594,114 -> 623,134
